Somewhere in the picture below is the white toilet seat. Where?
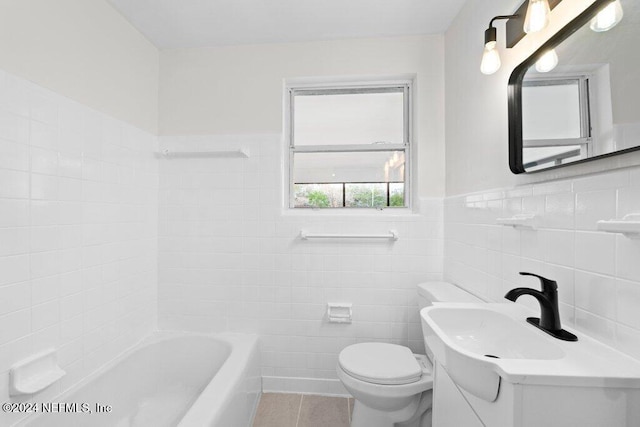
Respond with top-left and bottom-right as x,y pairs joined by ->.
337,346 -> 433,400
339,343 -> 424,385
337,363 -> 433,400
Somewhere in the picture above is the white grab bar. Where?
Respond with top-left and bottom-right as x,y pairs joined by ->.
299,229 -> 399,241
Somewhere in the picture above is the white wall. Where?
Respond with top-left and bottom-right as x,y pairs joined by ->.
0,0 -> 159,133
0,70 -> 159,426
159,35 -> 446,198
444,0 -> 640,360
158,135 -> 443,394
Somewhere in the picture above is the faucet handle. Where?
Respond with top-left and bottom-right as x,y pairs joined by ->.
519,272 -> 557,293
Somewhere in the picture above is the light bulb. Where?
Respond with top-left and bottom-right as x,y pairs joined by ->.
524,0 -> 551,34
590,0 -> 624,32
480,41 -> 501,75
535,49 -> 559,72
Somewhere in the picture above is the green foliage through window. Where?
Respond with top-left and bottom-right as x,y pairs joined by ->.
294,183 -> 405,208
307,191 -> 331,208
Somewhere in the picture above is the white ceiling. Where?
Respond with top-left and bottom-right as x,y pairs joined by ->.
107,0 -> 467,49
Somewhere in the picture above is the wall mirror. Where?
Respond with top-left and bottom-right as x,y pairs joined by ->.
508,0 -> 640,173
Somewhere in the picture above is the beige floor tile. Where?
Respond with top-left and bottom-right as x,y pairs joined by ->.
253,393 -> 302,427
297,395 -> 350,427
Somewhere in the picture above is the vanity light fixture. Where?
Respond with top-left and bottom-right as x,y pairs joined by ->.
481,15 -> 518,75
481,0 -> 562,75
524,0 -> 551,33
535,49 -> 559,72
590,0 -> 624,32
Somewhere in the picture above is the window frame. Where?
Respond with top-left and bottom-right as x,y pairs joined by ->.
285,80 -> 413,209
521,75 -> 592,169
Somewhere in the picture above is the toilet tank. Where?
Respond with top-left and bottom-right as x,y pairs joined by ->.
417,282 -> 481,309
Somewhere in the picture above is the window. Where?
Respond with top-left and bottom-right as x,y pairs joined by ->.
522,76 -> 591,171
287,82 -> 411,208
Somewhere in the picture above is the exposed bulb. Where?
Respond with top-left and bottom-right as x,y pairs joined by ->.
535,49 -> 559,72
481,41 -> 501,75
590,0 -> 624,32
524,0 -> 551,34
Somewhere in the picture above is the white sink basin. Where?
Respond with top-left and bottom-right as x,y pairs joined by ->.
426,306 -> 565,360
421,303 -> 640,402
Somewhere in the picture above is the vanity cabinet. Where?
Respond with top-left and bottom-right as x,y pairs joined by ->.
432,362 -> 640,427
432,362 -> 484,427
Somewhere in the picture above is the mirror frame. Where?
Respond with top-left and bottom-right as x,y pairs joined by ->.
508,0 -> 630,174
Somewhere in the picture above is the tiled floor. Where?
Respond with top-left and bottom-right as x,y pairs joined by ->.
253,393 -> 354,427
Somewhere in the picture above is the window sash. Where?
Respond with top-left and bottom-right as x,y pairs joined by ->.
292,144 -> 407,153
287,83 -> 412,209
522,147 -> 584,169
522,75 -> 592,161
523,138 -> 591,147
522,76 -> 591,140
290,148 -> 409,209
289,84 -> 411,149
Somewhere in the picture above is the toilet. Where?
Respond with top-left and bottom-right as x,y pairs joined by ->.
337,282 -> 481,427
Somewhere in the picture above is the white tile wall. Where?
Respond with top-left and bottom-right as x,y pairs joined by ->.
0,70 -> 159,425
158,134 -> 444,393
7,67 -> 638,407
444,167 -> 640,361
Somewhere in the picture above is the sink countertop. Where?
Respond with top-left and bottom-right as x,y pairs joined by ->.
421,302 -> 640,389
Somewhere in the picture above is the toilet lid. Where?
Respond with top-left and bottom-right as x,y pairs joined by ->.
338,343 -> 423,385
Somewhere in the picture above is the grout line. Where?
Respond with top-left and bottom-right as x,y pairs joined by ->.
347,398 -> 351,423
295,394 -> 303,427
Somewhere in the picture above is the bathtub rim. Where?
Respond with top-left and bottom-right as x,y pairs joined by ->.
177,331 -> 261,427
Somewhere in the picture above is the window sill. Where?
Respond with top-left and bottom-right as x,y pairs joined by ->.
280,207 -> 421,218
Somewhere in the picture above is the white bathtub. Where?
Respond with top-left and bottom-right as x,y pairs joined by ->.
20,332 -> 261,427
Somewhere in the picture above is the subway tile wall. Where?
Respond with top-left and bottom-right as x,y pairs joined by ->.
0,71 -> 159,425
444,168 -> 640,361
158,135 -> 443,393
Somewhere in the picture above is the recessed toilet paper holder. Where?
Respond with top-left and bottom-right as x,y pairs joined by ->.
327,303 -> 353,324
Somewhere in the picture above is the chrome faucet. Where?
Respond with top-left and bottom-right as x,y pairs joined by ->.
505,272 -> 577,341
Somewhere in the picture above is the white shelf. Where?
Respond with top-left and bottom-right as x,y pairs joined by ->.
597,214 -> 640,239
496,213 -> 537,229
159,148 -> 249,158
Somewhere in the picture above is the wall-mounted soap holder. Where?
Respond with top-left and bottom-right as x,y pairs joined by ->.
597,214 -> 640,239
496,213 -> 537,229
9,349 -> 66,396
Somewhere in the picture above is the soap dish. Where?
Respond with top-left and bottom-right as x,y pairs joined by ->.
597,214 -> 640,239
9,349 -> 66,396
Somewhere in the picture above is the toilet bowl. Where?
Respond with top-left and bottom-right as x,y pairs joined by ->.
337,342 -> 433,427
337,282 -> 482,427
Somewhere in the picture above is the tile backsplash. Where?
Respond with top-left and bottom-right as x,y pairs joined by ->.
158,134 -> 444,394
444,167 -> 640,361
0,70 -> 158,425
